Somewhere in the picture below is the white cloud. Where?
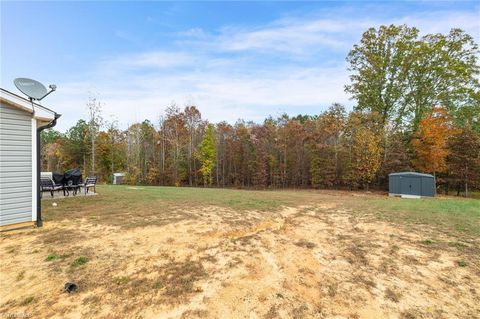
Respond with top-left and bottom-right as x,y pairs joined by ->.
47,5 -> 479,131
395,10 -> 480,37
49,63 -> 351,131
216,21 -> 352,54
99,51 -> 198,71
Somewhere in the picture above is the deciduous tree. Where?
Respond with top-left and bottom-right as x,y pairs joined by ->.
411,106 -> 456,179
346,25 -> 479,132
198,124 -> 216,186
447,126 -> 480,197
344,112 -> 383,190
86,94 -> 104,175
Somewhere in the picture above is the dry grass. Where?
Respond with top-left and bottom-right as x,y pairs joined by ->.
384,288 -> 401,303
159,260 -> 207,299
1,185 -> 479,318
294,240 -> 316,249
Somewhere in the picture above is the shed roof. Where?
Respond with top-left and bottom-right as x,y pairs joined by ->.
388,172 -> 434,178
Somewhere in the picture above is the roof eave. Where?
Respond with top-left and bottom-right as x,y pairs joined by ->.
0,88 -> 57,121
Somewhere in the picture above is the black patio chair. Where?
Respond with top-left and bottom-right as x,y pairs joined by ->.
81,177 -> 97,195
40,177 -> 66,198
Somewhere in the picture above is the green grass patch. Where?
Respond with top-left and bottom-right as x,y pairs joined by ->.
45,252 -> 72,261
457,260 -> 468,267
152,280 -> 164,289
421,239 -> 434,245
448,242 -> 468,249
357,196 -> 480,237
72,256 -> 88,266
45,253 -> 58,261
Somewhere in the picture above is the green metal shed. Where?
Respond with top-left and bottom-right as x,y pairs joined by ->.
388,172 -> 435,198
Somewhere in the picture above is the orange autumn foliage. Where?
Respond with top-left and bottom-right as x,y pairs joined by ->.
411,106 -> 458,176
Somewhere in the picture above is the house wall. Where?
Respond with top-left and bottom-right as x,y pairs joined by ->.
0,101 -> 34,226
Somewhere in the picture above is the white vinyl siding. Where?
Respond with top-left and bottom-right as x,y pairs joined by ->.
0,101 -> 33,226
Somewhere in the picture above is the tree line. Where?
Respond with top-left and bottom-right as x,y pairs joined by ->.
41,25 -> 480,196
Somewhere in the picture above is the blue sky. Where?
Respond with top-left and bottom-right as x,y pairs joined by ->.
1,1 -> 479,131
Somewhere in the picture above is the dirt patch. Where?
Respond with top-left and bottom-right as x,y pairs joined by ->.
1,203 -> 479,319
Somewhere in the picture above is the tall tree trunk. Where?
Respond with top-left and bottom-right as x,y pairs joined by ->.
222,139 -> 226,187
111,136 -> 114,183
193,156 -> 197,186
383,131 -> 388,188
464,165 -> 468,198
334,138 -> 338,189
91,135 -> 95,175
188,130 -> 192,186
161,128 -> 165,184
283,142 -> 287,188
216,143 -> 219,187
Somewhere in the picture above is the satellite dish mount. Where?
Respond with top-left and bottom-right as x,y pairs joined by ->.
14,78 -> 56,102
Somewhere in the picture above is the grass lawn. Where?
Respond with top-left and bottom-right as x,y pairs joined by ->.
44,185 -> 480,236
366,196 -> 480,236
2,186 -> 479,318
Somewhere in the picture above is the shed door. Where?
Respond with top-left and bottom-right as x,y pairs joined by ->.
400,177 -> 421,195
0,102 -> 33,226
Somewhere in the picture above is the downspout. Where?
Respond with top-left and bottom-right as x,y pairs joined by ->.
36,113 -> 61,227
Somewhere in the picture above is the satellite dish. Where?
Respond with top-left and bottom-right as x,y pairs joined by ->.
14,78 -> 56,101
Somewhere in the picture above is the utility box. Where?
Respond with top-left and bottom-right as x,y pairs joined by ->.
113,173 -> 125,185
389,172 -> 435,198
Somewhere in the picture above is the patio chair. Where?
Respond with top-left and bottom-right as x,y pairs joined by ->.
82,177 -> 97,195
40,177 -> 66,198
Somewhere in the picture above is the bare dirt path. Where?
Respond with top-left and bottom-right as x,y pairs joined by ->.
1,203 -> 479,318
